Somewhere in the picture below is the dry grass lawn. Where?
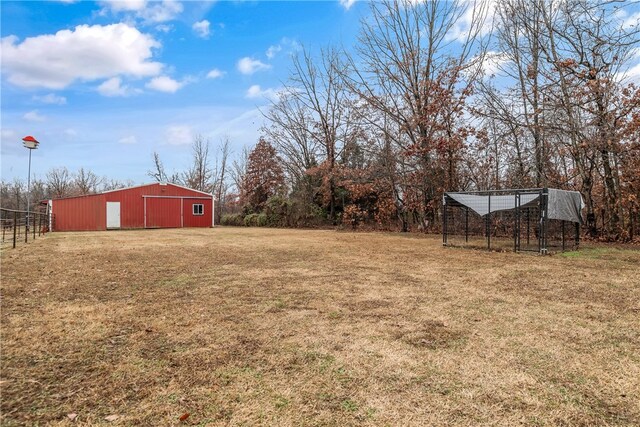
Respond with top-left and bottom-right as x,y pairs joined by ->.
1,227 -> 639,426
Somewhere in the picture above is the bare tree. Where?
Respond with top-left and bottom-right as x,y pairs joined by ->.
472,0 -> 639,238
46,167 -> 73,198
182,135 -> 213,193
288,46 -> 358,223
231,145 -> 250,194
29,179 -> 48,210
0,181 -> 13,210
532,0 -> 639,237
0,179 -> 25,211
148,152 -> 168,182
262,90 -> 320,187
102,179 -> 135,191
474,0 -> 547,188
212,136 -> 231,223
74,168 -> 103,195
343,0 -> 490,229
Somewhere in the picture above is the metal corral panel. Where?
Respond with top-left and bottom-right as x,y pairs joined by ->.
52,194 -> 106,231
51,183 -> 213,231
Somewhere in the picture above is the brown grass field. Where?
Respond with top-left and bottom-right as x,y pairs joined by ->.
1,227 -> 639,426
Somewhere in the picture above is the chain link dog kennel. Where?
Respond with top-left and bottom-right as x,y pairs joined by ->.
442,188 -> 584,254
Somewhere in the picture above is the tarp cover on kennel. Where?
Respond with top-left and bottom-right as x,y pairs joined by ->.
445,189 -> 583,223
546,189 -> 584,223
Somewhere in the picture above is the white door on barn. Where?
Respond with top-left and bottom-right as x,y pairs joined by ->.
106,202 -> 121,229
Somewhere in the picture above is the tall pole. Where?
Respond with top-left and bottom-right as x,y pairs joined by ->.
26,148 -> 32,234
22,136 -> 40,240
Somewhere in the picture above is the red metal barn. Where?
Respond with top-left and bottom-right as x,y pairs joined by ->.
50,183 -> 214,231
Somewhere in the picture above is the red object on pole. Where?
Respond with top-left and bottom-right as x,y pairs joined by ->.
22,136 -> 40,149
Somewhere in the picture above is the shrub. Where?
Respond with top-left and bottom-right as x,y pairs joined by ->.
220,214 -> 244,226
241,204 -> 255,217
244,213 -> 258,227
256,213 -> 268,227
288,200 -> 327,227
265,195 -> 291,227
237,212 -> 269,227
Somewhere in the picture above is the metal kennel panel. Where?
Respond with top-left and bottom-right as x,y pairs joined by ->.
443,188 -> 580,254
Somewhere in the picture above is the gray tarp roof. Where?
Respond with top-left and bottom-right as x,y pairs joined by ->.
547,189 -> 584,223
445,189 -> 584,223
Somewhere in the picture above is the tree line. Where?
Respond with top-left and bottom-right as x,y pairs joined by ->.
0,168 -> 134,213
242,0 -> 640,240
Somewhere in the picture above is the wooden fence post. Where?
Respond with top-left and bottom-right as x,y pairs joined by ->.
13,212 -> 17,249
33,214 -> 36,240
25,214 -> 28,243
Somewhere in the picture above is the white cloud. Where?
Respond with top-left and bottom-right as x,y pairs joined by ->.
100,0 -> 147,12
166,125 -> 193,145
33,93 -> 67,105
266,44 -> 282,59
1,129 -> 17,144
237,57 -> 271,75
192,20 -> 211,38
617,48 -> 640,84
265,37 -> 301,60
64,128 -> 78,137
100,0 -> 183,23
145,75 -> 185,93
119,135 -> 138,144
340,0 -> 356,10
481,50 -> 510,77
138,0 -> 183,23
623,12 -> 640,29
615,9 -> 640,29
1,24 -> 162,90
621,61 -> 640,84
97,77 -> 131,97
23,110 -> 47,122
155,24 -> 173,33
245,84 -> 280,101
206,68 -> 225,79
447,0 -> 495,43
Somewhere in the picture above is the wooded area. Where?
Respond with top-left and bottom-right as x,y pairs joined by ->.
255,0 -> 640,240
2,0 -> 639,241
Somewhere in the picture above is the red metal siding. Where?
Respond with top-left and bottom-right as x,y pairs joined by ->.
183,198 -> 213,227
52,194 -> 106,231
104,187 -> 145,229
145,198 -> 182,228
51,183 -> 212,231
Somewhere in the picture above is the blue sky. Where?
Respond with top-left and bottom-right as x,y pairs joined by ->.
2,1 -> 639,186
1,0 -> 368,184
